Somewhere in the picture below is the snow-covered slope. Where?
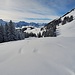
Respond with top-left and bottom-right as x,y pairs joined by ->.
57,19 -> 75,37
25,27 -> 41,34
16,26 -> 42,35
56,8 -> 75,37
0,37 -> 75,75
24,26 -> 42,35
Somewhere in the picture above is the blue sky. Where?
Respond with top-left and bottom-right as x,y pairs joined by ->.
0,0 -> 75,23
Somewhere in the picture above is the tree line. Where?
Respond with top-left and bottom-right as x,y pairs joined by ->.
0,15 -> 74,43
0,20 -> 25,43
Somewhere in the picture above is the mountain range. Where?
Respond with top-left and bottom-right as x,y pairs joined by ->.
0,19 -> 46,28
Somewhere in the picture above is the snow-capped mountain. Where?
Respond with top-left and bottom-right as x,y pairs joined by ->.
15,21 -> 46,28
0,19 -> 46,28
15,21 -> 29,27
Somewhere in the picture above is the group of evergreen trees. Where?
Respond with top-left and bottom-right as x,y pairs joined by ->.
24,32 -> 36,38
0,20 -> 24,43
41,19 -> 58,37
62,15 -> 73,25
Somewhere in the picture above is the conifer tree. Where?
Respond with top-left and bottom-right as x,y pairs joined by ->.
0,24 -> 4,43
8,20 -> 16,41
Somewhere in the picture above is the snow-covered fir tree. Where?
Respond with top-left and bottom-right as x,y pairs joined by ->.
8,20 -> 16,41
0,24 -> 4,43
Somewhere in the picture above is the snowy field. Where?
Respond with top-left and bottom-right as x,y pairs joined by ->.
0,19 -> 75,75
0,37 -> 75,75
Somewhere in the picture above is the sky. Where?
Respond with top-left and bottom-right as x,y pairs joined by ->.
0,0 -> 75,23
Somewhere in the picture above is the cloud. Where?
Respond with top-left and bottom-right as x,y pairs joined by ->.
25,18 -> 51,20
36,0 -> 75,15
0,0 -> 59,23
0,0 -> 74,23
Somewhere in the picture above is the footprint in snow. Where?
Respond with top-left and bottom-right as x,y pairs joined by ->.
18,46 -> 25,54
33,48 -> 38,53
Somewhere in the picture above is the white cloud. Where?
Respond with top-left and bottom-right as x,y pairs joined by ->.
0,0 -> 59,23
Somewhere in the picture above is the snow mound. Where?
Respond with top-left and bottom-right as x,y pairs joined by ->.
24,27 -> 42,34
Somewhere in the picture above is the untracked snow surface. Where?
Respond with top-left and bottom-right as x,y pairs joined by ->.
0,20 -> 75,75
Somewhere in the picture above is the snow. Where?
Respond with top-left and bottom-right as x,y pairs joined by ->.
57,19 -> 75,37
24,27 -> 42,35
65,9 -> 75,18
0,10 -> 75,75
0,37 -> 75,75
